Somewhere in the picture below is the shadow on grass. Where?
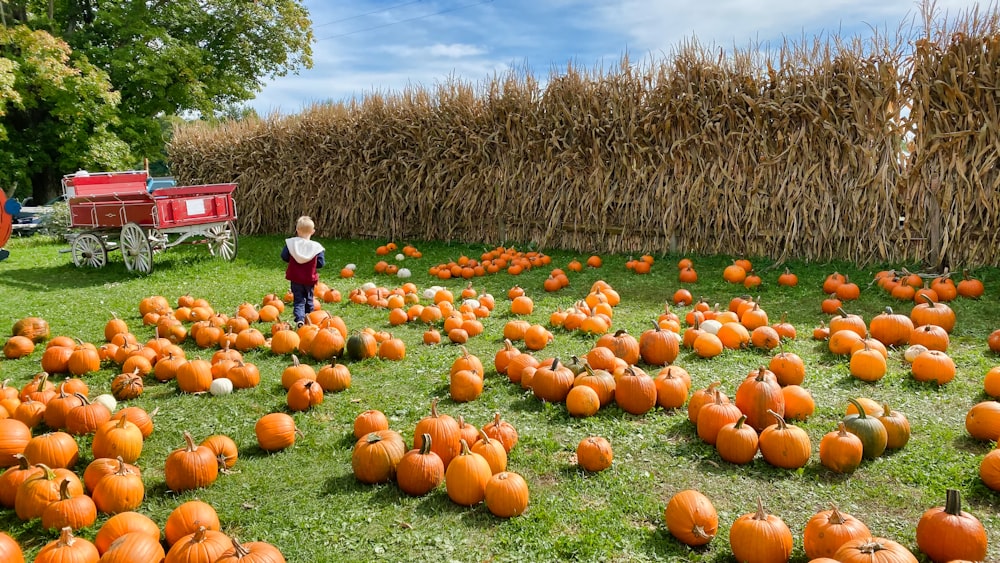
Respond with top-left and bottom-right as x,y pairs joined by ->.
412,491 -> 495,527
642,526 -> 728,563
0,264 -> 121,290
952,433 -> 992,454
335,431 -> 360,449
318,470 -> 497,528
320,471 -> 381,498
506,393 -> 545,414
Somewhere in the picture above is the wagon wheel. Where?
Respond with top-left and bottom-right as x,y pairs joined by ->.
207,221 -> 238,261
147,229 -> 168,253
71,233 -> 108,268
120,222 -> 153,274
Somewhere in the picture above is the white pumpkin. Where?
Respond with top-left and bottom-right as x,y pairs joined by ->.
396,268 -> 411,278
462,298 -> 480,309
700,319 -> 723,335
423,286 -> 441,300
93,394 -> 117,413
210,377 -> 234,396
345,263 -> 357,271
360,282 -> 376,292
903,344 -> 928,364
395,253 -> 405,261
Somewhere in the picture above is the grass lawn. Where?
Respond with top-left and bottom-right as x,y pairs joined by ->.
0,233 -> 998,562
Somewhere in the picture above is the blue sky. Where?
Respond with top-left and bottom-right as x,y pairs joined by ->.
248,0 -> 994,115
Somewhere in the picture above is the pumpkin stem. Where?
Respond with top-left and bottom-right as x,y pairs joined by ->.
57,527 -> 75,547
58,478 -> 73,500
12,453 -> 29,470
836,306 -> 850,318
493,412 -> 502,427
836,421 -> 850,436
418,433 -> 433,455
458,438 -> 471,455
429,397 -> 440,418
752,496 -> 768,520
182,430 -> 198,452
291,354 -> 300,366
551,357 -> 560,371
828,504 -> 846,524
857,539 -> 889,553
190,526 -> 208,543
733,414 -> 747,429
712,388 -> 726,405
477,428 -> 492,444
944,488 -> 963,516
767,409 -> 787,429
691,525 -> 714,540
35,463 -> 56,481
847,398 -> 870,419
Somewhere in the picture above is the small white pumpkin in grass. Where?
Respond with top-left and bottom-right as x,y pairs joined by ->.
210,377 -> 234,396
462,298 -> 480,309
397,268 -> 411,278
423,286 -> 441,300
93,393 -> 117,413
360,282 -> 376,292
395,253 -> 405,261
700,319 -> 722,335
345,263 -> 357,271
904,344 -> 928,364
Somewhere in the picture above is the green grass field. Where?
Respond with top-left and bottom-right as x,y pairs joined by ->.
1,234 -> 998,562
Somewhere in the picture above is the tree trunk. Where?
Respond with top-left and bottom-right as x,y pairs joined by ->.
31,169 -> 61,205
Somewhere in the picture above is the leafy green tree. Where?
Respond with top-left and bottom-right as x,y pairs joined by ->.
0,25 -> 131,201
2,0 -> 312,199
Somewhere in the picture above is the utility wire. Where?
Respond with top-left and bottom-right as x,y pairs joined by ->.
316,0 -> 495,41
313,0 -> 425,29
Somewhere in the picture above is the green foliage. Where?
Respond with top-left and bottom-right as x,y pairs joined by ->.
61,0 -> 313,158
0,25 -> 131,199
0,0 -> 312,196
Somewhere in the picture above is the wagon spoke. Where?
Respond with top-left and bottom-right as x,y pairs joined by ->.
207,221 -> 238,261
71,233 -> 108,268
120,222 -> 153,275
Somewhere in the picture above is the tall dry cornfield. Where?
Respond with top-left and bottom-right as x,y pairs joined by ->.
168,3 -> 1000,268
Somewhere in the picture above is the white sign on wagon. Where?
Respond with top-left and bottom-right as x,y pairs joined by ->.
186,198 -> 206,216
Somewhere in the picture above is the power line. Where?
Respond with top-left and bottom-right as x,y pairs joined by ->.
316,0 -> 495,42
313,0 -> 425,29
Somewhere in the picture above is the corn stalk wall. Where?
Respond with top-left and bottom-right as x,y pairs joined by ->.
168,9 -> 1000,267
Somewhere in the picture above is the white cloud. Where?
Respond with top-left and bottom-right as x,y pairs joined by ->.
380,43 -> 488,59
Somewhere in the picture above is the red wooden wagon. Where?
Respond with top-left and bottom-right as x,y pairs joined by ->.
64,170 -> 238,274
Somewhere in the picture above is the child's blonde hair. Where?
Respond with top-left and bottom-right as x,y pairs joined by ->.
296,216 -> 315,234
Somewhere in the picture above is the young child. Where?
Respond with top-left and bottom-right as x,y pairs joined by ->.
281,216 -> 325,326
